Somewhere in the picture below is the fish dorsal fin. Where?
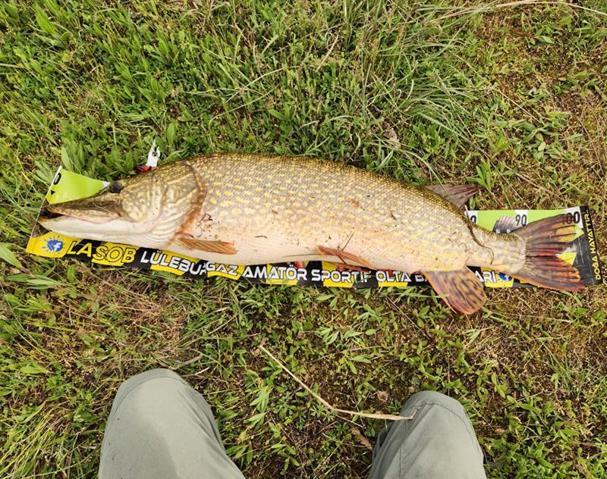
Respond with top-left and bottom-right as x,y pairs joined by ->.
426,184 -> 481,209
175,236 -> 238,254
424,268 -> 486,315
493,216 -> 520,234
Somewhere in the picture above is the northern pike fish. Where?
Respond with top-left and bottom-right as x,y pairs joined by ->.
39,154 -> 583,314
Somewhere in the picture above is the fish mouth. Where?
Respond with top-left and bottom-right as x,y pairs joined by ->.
37,199 -> 130,241
39,197 -> 125,226
39,207 -> 64,221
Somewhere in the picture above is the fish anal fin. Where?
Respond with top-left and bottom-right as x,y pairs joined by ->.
424,268 -> 486,315
317,245 -> 371,268
426,184 -> 481,209
176,236 -> 237,255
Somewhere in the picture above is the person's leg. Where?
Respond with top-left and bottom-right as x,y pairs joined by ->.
99,368 -> 245,479
369,391 -> 486,479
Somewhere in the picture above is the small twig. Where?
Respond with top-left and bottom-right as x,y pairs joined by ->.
315,34 -> 340,72
173,351 -> 205,369
439,0 -> 607,20
258,345 -> 413,421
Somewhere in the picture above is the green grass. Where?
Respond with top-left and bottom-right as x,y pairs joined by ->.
1,1 -> 606,477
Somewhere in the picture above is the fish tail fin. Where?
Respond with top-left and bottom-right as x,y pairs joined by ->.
512,214 -> 584,291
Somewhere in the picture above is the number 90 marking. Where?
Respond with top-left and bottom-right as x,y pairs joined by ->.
515,213 -> 527,226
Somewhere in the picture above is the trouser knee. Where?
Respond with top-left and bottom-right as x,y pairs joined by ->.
113,368 -> 190,413
118,368 -> 184,391
400,390 -> 466,416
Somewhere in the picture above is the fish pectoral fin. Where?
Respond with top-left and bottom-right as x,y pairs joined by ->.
317,245 -> 371,268
426,184 -> 481,209
175,236 -> 238,255
424,268 -> 486,315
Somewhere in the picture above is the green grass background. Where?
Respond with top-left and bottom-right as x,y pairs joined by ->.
1,1 -> 606,477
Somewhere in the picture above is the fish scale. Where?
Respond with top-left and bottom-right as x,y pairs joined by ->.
178,154 -> 484,271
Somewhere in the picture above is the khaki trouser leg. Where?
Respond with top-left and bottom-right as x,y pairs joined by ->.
99,369 -> 244,479
369,391 -> 487,479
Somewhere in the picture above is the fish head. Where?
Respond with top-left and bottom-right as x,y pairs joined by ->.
38,169 -> 183,246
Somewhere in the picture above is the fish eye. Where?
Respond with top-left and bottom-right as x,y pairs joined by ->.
109,181 -> 123,193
